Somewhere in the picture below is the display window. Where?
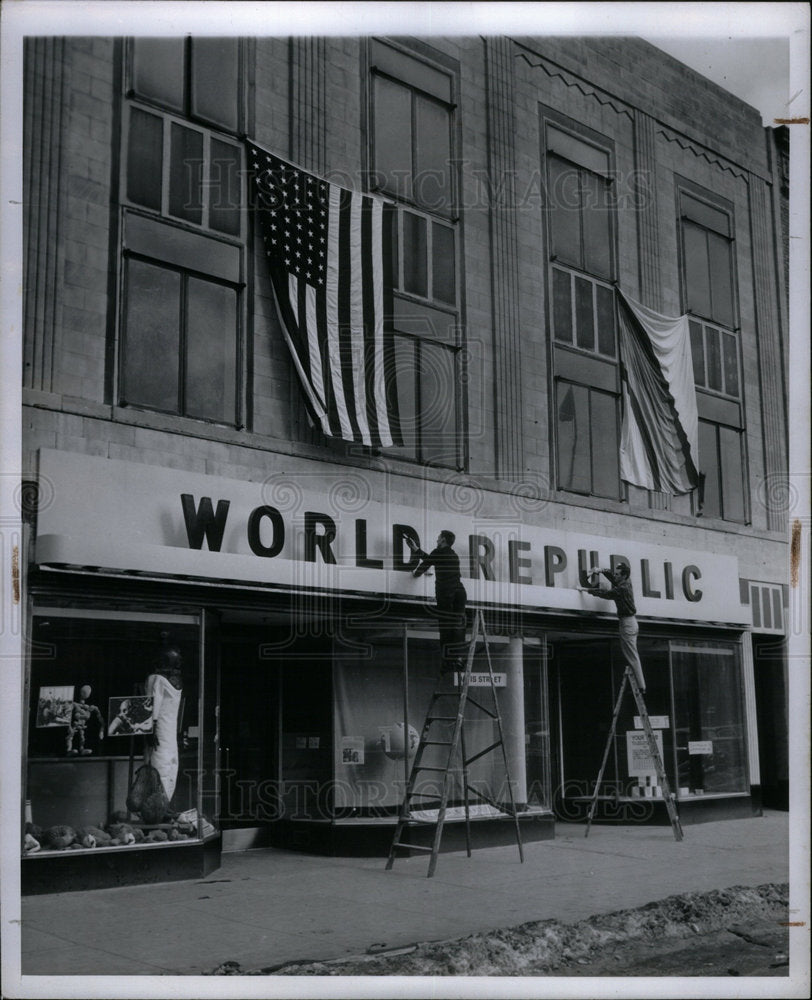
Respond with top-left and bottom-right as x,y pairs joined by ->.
332,627 -> 552,820
553,632 -> 748,808
23,609 -> 219,858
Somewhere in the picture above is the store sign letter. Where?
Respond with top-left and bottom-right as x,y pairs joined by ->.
304,511 -> 337,564
247,506 -> 284,558
181,495 -> 231,551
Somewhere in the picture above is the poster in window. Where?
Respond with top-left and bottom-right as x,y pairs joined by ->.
35,686 -> 75,728
341,737 -> 364,765
107,695 -> 154,736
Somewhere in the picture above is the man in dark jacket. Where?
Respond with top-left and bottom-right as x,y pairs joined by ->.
584,562 -> 646,692
407,531 -> 468,673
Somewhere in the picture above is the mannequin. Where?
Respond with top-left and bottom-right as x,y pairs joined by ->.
143,644 -> 183,801
66,685 -> 105,755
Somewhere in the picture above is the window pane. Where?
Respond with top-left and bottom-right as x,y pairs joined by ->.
698,420 -> 721,518
548,156 -> 581,267
708,232 -> 734,328
373,75 -> 411,201
132,38 -> 185,111
682,194 -> 730,236
432,223 -> 455,303
127,108 -> 163,211
186,277 -> 237,422
591,389 -> 620,498
191,38 -> 239,132
209,139 -> 241,235
402,211 -> 428,297
122,258 -> 180,411
392,335 -> 417,458
169,124 -> 203,224
420,342 -> 458,465
722,332 -> 739,397
595,283 -> 616,356
683,222 -> 711,318
689,319 -> 705,385
719,425 -> 745,522
414,94 -> 451,213
761,588 -> 772,629
706,326 -> 722,391
556,382 -> 590,493
552,268 -> 572,344
582,172 -> 612,279
390,215 -> 400,289
671,643 -> 747,794
574,276 -> 595,351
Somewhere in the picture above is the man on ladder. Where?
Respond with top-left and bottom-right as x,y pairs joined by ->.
406,531 -> 467,675
579,562 -> 683,840
582,562 -> 645,692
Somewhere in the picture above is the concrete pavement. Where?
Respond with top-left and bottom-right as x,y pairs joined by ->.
16,810 -> 790,977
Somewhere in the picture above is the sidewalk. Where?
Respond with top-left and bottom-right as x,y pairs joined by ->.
18,810 -> 789,977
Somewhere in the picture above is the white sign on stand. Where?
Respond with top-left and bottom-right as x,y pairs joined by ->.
626,729 -> 664,777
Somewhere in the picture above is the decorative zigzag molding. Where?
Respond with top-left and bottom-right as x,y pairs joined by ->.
517,47 -> 755,183
515,51 -> 634,120
655,128 -> 750,183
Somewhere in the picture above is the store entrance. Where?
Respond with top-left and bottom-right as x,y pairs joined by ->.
219,624 -> 333,833
219,632 -> 280,827
553,637 -> 616,798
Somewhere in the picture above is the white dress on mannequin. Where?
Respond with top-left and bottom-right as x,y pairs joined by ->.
144,672 -> 182,800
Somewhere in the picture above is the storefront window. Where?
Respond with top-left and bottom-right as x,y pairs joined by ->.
553,633 -> 747,808
670,642 -> 747,796
23,611 -> 218,857
332,628 -> 551,819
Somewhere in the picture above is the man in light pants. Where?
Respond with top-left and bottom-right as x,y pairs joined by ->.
584,563 -> 646,693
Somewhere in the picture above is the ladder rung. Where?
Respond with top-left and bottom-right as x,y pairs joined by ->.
426,715 -> 457,722
424,740 -> 453,746
465,741 -> 501,766
392,843 -> 433,852
413,765 -> 449,773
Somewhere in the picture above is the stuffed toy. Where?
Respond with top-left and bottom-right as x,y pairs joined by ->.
76,825 -> 112,848
126,764 -> 170,824
107,822 -> 136,845
44,825 -> 76,849
23,832 -> 41,853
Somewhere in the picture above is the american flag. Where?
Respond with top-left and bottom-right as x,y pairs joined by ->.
248,142 -> 402,448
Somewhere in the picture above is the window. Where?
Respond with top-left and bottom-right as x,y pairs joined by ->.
24,611 -> 219,858
671,643 -> 748,796
678,187 -> 746,521
119,38 -> 245,426
555,381 -> 620,498
698,419 -> 746,522
544,115 -> 620,499
370,41 -> 453,216
122,256 -> 238,422
369,40 -> 461,467
130,36 -> 240,132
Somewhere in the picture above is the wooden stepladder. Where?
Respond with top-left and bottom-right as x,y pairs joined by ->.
585,665 -> 683,841
385,609 -> 525,877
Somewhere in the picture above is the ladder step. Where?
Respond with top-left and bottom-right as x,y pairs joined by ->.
412,765 -> 449,773
392,843 -> 433,852
426,715 -> 457,722
424,740 -> 453,747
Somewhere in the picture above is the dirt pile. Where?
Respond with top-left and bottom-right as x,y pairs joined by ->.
205,882 -> 789,977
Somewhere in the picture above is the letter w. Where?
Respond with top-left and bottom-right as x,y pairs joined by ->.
181,494 -> 231,551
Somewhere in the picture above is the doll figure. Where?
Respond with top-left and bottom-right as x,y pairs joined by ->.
66,685 -> 105,755
144,644 -> 183,801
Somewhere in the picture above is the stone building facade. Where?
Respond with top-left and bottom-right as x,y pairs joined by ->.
20,35 -> 789,890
